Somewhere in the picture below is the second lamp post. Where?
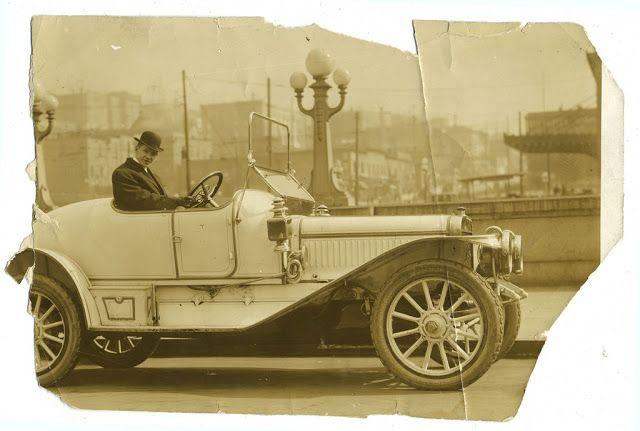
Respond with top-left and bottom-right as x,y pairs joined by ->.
290,49 -> 351,206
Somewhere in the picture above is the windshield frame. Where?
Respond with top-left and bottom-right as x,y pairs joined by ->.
248,112 -> 291,175
234,112 -> 315,222
247,112 -> 314,203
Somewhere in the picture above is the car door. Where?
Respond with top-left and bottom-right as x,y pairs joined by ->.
172,205 -> 235,278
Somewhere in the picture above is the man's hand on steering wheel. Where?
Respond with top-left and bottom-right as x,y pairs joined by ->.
188,171 -> 224,208
178,196 -> 196,208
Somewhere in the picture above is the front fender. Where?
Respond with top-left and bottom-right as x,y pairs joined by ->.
340,236 -> 476,293
5,239 -> 100,328
241,237 -> 481,323
284,234 -> 523,315
5,235 -> 34,283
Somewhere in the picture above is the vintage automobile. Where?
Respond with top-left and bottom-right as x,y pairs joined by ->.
7,114 -> 526,391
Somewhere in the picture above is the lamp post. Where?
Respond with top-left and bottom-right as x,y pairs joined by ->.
32,79 -> 59,211
33,80 -> 58,143
290,49 -> 351,206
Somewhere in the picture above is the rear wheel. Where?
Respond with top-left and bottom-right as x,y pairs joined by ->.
29,275 -> 83,387
85,334 -> 160,368
371,260 -> 503,390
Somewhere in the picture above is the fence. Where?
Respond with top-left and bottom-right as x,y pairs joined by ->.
331,196 -> 600,287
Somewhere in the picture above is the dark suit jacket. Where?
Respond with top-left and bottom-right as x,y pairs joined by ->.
112,158 -> 180,211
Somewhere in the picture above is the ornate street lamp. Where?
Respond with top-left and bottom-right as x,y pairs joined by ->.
33,80 -> 58,143
32,79 -> 59,211
290,49 -> 351,206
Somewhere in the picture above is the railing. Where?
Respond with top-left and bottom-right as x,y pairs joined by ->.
330,195 -> 600,220
332,195 -> 601,286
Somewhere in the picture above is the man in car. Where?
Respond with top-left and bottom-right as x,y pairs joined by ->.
112,131 -> 194,211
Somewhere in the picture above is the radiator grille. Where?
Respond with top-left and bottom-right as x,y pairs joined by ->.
303,237 -> 415,270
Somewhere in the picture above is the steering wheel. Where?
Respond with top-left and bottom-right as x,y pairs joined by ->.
188,171 -> 223,208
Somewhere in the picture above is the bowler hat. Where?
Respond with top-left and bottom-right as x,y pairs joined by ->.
134,131 -> 164,152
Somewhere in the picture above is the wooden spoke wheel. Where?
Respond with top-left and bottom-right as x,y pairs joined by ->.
371,260 -> 504,390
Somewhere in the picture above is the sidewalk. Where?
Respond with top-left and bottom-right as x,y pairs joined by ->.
518,286 -> 578,340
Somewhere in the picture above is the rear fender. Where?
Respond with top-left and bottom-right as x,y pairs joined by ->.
6,242 -> 99,328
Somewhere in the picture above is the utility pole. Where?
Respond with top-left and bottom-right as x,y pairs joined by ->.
518,111 -> 522,133
412,107 -> 421,203
544,71 -> 552,195
182,70 -> 191,193
412,108 -> 416,152
355,111 -> 360,205
546,153 -> 552,196
379,107 -> 385,152
518,111 -> 524,197
541,70 -> 546,111
267,77 -> 272,167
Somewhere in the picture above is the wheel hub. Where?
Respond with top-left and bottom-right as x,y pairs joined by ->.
425,321 -> 439,333
419,311 -> 451,341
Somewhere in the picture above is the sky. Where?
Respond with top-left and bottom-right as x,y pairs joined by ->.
31,17 -> 599,135
31,17 -> 425,119
414,21 -> 597,132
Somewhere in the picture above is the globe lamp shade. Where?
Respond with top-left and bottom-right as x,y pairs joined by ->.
289,72 -> 308,91
305,49 -> 335,77
333,68 -> 351,87
44,94 -> 59,111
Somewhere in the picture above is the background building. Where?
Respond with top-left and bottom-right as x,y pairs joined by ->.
41,91 -> 600,207
42,91 -> 142,205
504,107 -> 600,197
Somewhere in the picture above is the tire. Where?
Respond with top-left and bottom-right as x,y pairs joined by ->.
29,275 -> 83,387
84,333 -> 160,368
370,260 -> 504,391
497,300 -> 521,360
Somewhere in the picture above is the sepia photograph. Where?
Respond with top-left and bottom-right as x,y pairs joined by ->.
1,9 -> 630,426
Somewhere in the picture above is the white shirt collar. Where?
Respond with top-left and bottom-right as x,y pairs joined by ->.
133,157 -> 149,172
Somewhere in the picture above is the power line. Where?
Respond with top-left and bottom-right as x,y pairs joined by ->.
184,76 -> 238,159
188,62 -> 303,77
189,73 -> 595,93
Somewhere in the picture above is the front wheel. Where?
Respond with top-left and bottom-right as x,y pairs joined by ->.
371,260 -> 504,391
30,275 -> 83,387
85,334 -> 160,368
497,300 -> 521,359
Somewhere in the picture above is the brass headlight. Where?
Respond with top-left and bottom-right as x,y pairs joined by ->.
461,216 -> 473,235
499,230 -> 523,275
484,226 -> 523,276
512,234 -> 523,274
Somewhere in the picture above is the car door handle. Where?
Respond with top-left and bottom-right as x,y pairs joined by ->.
172,235 -> 182,244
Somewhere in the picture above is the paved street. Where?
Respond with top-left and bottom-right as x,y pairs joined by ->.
47,287 -> 573,420
52,357 -> 536,420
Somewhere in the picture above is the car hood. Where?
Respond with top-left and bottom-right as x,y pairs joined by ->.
299,214 -> 466,238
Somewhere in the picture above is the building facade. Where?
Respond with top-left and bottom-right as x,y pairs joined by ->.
504,107 -> 600,197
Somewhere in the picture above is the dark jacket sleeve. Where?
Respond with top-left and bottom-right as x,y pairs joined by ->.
112,169 -> 180,211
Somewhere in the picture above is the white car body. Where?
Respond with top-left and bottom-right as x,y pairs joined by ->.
19,186 -> 520,332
